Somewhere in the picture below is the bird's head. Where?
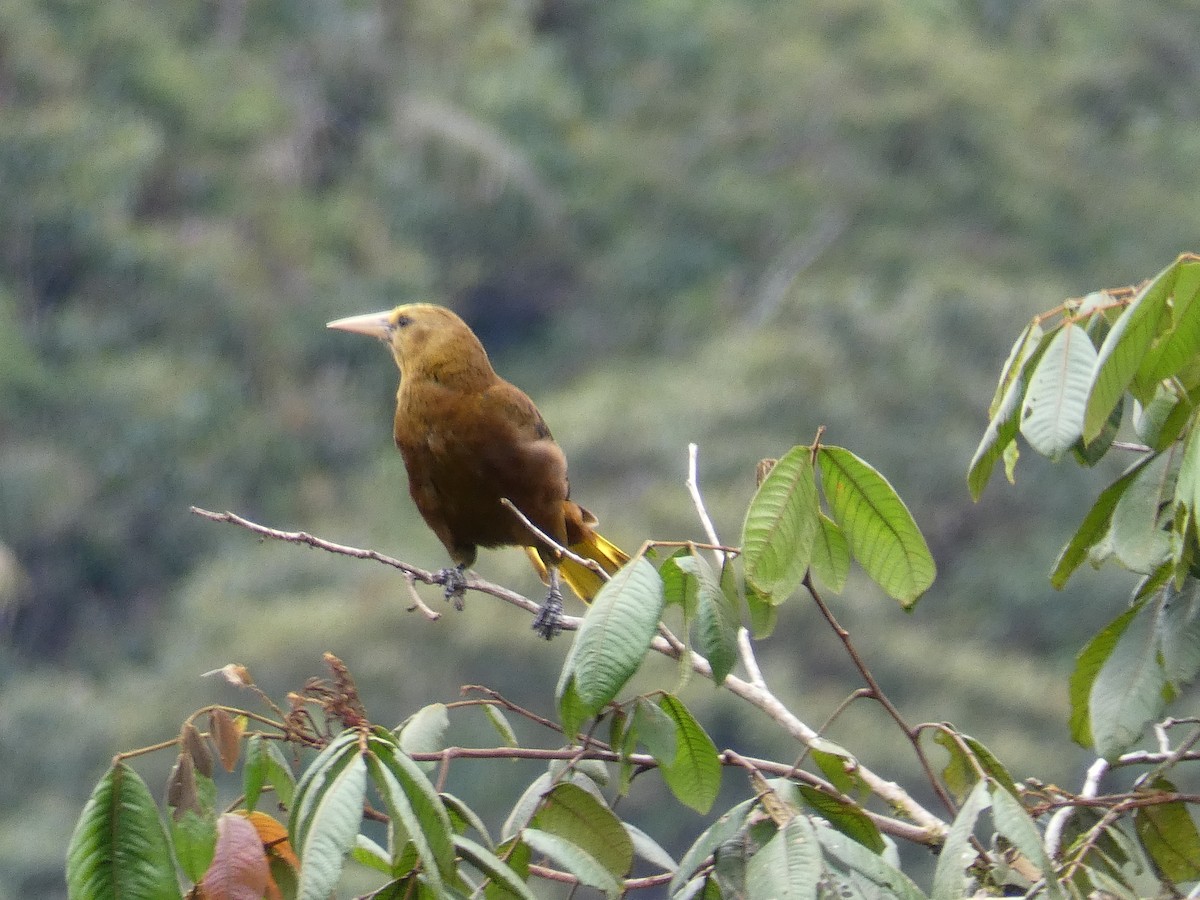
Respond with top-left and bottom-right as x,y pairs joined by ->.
327,303 -> 494,385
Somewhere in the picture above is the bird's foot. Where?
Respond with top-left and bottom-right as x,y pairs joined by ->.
436,565 -> 468,611
531,588 -> 565,640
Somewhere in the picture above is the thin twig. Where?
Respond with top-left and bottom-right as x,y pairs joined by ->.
686,443 -> 725,569
804,573 -> 958,818
499,498 -> 606,578
190,506 -> 576,628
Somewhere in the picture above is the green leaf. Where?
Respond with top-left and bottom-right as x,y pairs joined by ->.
482,705 -> 518,749
809,743 -> 864,801
969,320 -> 1048,498
744,577 -> 778,638
1134,382 -> 1193,451
741,445 -> 820,602
816,828 -> 928,900
961,736 -> 1019,800
1175,420 -> 1200,544
669,798 -> 757,896
1069,601 -> 1142,749
556,557 -> 664,734
818,446 -> 936,607
990,784 -> 1065,900
932,730 -> 975,804
1157,579 -> 1200,689
623,822 -> 676,872
397,703 -> 449,773
1109,451 -> 1174,574
441,792 -> 493,847
288,730 -> 367,900
453,834 -> 538,900
485,837 -> 531,900
677,552 -> 739,685
1133,779 -> 1200,883
656,695 -> 721,814
501,774 -> 554,841
521,828 -> 622,898
745,816 -> 821,900
810,513 -> 850,592
66,762 -> 182,900
531,782 -> 633,882
1085,261 -> 1177,441
660,549 -> 695,616
930,780 -> 990,900
1088,599 -> 1166,758
633,697 -> 677,767
242,735 -> 295,813
1073,396 -> 1122,466
1051,457 -> 1153,589
352,834 -> 393,874
794,784 -> 883,853
168,769 -> 217,884
1020,322 -> 1098,460
1135,259 -> 1200,389
367,731 -> 456,880
989,320 -> 1046,416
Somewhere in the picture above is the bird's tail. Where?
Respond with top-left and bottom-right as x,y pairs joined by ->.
524,531 -> 630,603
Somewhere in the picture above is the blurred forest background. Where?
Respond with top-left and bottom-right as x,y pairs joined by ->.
2,0 -> 1199,895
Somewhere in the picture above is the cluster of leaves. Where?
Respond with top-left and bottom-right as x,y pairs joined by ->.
65,438 -> 948,899
62,257 -> 1200,899
970,253 -> 1200,760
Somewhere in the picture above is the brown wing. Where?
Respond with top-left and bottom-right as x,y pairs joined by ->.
393,376 -> 571,559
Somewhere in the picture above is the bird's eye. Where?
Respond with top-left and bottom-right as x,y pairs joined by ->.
395,315 -> 413,328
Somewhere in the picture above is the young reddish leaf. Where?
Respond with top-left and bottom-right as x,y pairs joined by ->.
198,813 -> 271,900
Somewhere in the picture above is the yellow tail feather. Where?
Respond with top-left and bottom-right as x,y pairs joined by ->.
523,532 -> 630,602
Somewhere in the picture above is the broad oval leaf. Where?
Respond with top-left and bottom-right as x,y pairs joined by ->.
531,782 -> 633,882
397,703 -> 449,774
1020,323 -> 1098,460
810,513 -> 850,593
521,828 -> 621,899
1133,778 -> 1200,883
1085,260 -> 1177,441
745,815 -> 821,900
1157,579 -> 1200,689
656,695 -> 721,814
816,827 -> 926,900
66,762 -> 182,900
1088,598 -> 1167,758
1051,457 -> 1153,589
818,446 -> 935,607
556,557 -> 664,732
990,785 -> 1065,900
1110,451 -> 1174,575
741,445 -> 820,603
677,553 -> 739,685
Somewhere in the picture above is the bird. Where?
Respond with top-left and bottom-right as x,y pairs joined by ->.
327,303 -> 628,638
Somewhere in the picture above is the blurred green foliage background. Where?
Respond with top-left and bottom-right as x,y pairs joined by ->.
2,0 -> 1198,894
